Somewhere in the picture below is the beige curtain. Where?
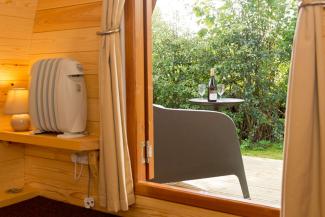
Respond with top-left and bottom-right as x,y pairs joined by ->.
282,1 -> 325,217
98,0 -> 135,212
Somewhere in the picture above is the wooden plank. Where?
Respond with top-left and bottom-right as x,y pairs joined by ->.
25,146 -> 76,162
0,59 -> 30,66
86,121 -> 99,136
0,16 -> 33,39
0,38 -> 31,60
0,186 -> 38,208
85,74 -> 99,98
30,27 -> 100,54
25,156 -> 97,206
29,51 -> 99,75
0,130 -> 99,151
125,0 -> 147,183
37,0 -> 101,10
25,156 -> 89,181
0,115 -> 10,130
0,142 -> 24,162
136,182 -> 280,217
88,151 -> 99,194
34,2 -> 101,33
120,196 -> 238,217
0,159 -> 25,191
0,62 -> 29,81
87,98 -> 99,122
144,0 -> 154,179
0,0 -> 37,19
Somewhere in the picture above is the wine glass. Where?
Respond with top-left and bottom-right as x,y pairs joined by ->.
217,84 -> 225,100
198,84 -> 206,99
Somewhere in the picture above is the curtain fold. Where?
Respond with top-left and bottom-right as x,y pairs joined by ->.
98,0 -> 135,212
282,1 -> 325,216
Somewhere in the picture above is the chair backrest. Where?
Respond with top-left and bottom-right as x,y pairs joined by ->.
153,104 -> 242,182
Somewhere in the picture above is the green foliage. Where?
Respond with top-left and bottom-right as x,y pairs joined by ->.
153,0 -> 297,144
240,140 -> 284,160
153,10 -> 215,108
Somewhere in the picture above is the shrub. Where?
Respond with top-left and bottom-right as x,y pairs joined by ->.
153,0 -> 297,144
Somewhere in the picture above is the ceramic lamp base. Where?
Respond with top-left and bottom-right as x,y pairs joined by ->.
11,114 -> 31,132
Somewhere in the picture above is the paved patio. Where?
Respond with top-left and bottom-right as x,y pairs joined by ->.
168,156 -> 283,207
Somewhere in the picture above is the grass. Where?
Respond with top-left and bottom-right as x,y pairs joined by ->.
240,140 -> 284,160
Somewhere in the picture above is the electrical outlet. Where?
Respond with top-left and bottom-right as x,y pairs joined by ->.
84,197 -> 95,209
71,153 -> 88,165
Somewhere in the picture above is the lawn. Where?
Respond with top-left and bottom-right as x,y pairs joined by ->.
240,141 -> 284,160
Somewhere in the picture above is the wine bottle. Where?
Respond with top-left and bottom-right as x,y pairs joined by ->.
208,68 -> 217,102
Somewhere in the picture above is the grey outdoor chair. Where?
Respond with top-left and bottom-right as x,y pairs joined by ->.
151,104 -> 250,199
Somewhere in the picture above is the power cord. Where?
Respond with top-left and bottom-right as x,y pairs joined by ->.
74,160 -> 84,181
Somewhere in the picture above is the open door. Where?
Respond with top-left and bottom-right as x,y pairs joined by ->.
144,0 -> 154,180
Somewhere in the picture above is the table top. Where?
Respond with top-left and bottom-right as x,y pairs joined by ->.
189,98 -> 244,109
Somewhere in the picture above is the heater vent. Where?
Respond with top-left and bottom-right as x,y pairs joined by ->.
29,58 -> 87,138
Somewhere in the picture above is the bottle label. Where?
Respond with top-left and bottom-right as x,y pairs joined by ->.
209,91 -> 217,101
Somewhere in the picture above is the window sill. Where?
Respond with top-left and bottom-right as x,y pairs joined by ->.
135,181 -> 280,217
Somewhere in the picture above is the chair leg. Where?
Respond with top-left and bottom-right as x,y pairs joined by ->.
237,172 -> 250,199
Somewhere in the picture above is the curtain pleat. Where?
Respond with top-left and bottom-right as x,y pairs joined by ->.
98,0 -> 135,212
282,1 -> 325,216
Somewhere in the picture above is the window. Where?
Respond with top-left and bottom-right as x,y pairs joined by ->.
124,0 -> 296,216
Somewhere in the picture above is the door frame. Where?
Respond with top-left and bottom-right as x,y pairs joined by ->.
124,0 -> 280,216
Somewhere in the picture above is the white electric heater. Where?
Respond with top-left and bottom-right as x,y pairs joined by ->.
29,58 -> 87,138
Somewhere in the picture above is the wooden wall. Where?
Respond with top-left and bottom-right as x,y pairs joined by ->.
0,142 -> 25,193
25,146 -> 97,205
0,0 -> 37,197
24,0 -> 102,207
29,0 -> 101,136
0,0 -> 38,127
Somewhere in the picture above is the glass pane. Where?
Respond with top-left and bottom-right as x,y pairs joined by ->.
150,0 -> 297,208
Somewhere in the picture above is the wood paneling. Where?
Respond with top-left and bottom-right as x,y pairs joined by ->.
24,147 -> 99,207
87,98 -> 99,122
0,0 -> 37,19
136,182 -> 279,217
34,2 -> 101,33
86,121 -> 99,136
0,131 -> 99,151
0,142 -> 25,192
29,51 -> 99,75
121,196 -> 238,217
30,0 -> 101,135
30,27 -> 99,54
0,38 -> 31,60
23,0 -> 102,209
0,186 -> 38,208
0,1 -> 36,196
25,155 -> 96,207
125,0 -> 147,183
0,61 -> 29,81
84,75 -> 99,98
0,0 -> 36,111
37,0 -> 101,10
0,16 -> 34,39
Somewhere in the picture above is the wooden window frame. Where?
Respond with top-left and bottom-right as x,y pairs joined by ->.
124,0 -> 280,217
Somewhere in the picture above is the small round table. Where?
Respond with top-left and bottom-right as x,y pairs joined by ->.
189,98 -> 245,111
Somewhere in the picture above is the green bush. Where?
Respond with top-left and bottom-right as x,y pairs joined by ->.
153,0 -> 297,145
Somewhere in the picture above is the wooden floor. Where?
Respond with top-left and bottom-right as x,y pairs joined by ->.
169,156 -> 283,208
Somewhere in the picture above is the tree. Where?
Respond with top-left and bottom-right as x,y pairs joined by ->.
153,9 -> 215,108
153,0 -> 297,144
